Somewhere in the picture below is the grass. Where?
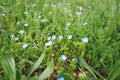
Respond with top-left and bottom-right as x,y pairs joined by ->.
0,0 -> 120,80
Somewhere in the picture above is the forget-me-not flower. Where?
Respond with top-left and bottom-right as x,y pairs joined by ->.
67,34 -> 72,39
23,43 -> 29,48
45,41 -> 52,47
58,35 -> 63,39
57,77 -> 64,80
81,38 -> 89,43
18,30 -> 24,34
60,55 -> 67,61
24,23 -> 28,27
51,35 -> 56,40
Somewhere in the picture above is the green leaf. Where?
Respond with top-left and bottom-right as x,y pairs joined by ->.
29,75 -> 39,80
57,71 -> 73,80
16,70 -> 21,80
38,58 -> 54,80
27,53 -> 45,78
79,56 -> 97,79
107,60 -> 120,80
1,55 -> 16,80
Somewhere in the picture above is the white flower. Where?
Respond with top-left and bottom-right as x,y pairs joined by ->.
60,55 -> 67,61
81,38 -> 89,43
66,22 -> 71,26
67,34 -> 72,39
23,43 -> 29,48
24,23 -> 28,27
57,77 -> 64,80
51,35 -> 56,40
45,41 -> 52,47
18,30 -> 24,34
58,35 -> 63,39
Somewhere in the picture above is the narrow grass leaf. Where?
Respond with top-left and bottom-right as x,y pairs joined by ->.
1,55 -> 16,80
38,58 -> 54,80
79,56 -> 97,79
107,60 -> 120,80
27,53 -> 45,78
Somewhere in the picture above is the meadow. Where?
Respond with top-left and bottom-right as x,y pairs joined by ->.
0,0 -> 120,80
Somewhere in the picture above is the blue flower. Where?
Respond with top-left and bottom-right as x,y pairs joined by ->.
81,38 -> 89,43
51,35 -> 56,40
45,41 -> 52,47
23,43 -> 29,48
57,77 -> 64,80
58,35 -> 63,39
60,55 -> 67,61
24,23 -> 28,27
18,30 -> 24,34
67,34 -> 72,39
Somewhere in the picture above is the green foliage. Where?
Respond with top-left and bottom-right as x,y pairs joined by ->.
0,54 -> 54,80
1,55 -> 16,80
107,60 -> 120,80
0,0 -> 120,79
27,53 -> 45,78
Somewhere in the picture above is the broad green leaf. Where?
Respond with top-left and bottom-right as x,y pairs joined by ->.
79,56 -> 97,79
38,58 -> 54,80
27,53 -> 45,78
1,55 -> 16,80
107,60 -> 120,80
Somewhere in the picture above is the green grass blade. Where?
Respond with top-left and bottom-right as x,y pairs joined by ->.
1,55 -> 16,80
27,53 -> 45,79
107,60 -> 120,80
38,58 -> 54,80
79,56 -> 97,79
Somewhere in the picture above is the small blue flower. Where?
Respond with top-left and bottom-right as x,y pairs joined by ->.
34,45 -> 38,49
14,37 -> 19,41
10,34 -> 15,38
58,35 -> 63,39
72,58 -> 78,62
31,4 -> 36,7
18,30 -> 24,34
51,35 -> 56,40
38,16 -> 42,18
23,43 -> 29,48
81,38 -> 89,43
24,23 -> 28,27
45,41 -> 52,47
67,34 -> 72,39
2,13 -> 5,16
24,11 -> 28,15
47,36 -> 51,40
66,22 -> 71,26
57,77 -> 64,80
60,55 -> 67,61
